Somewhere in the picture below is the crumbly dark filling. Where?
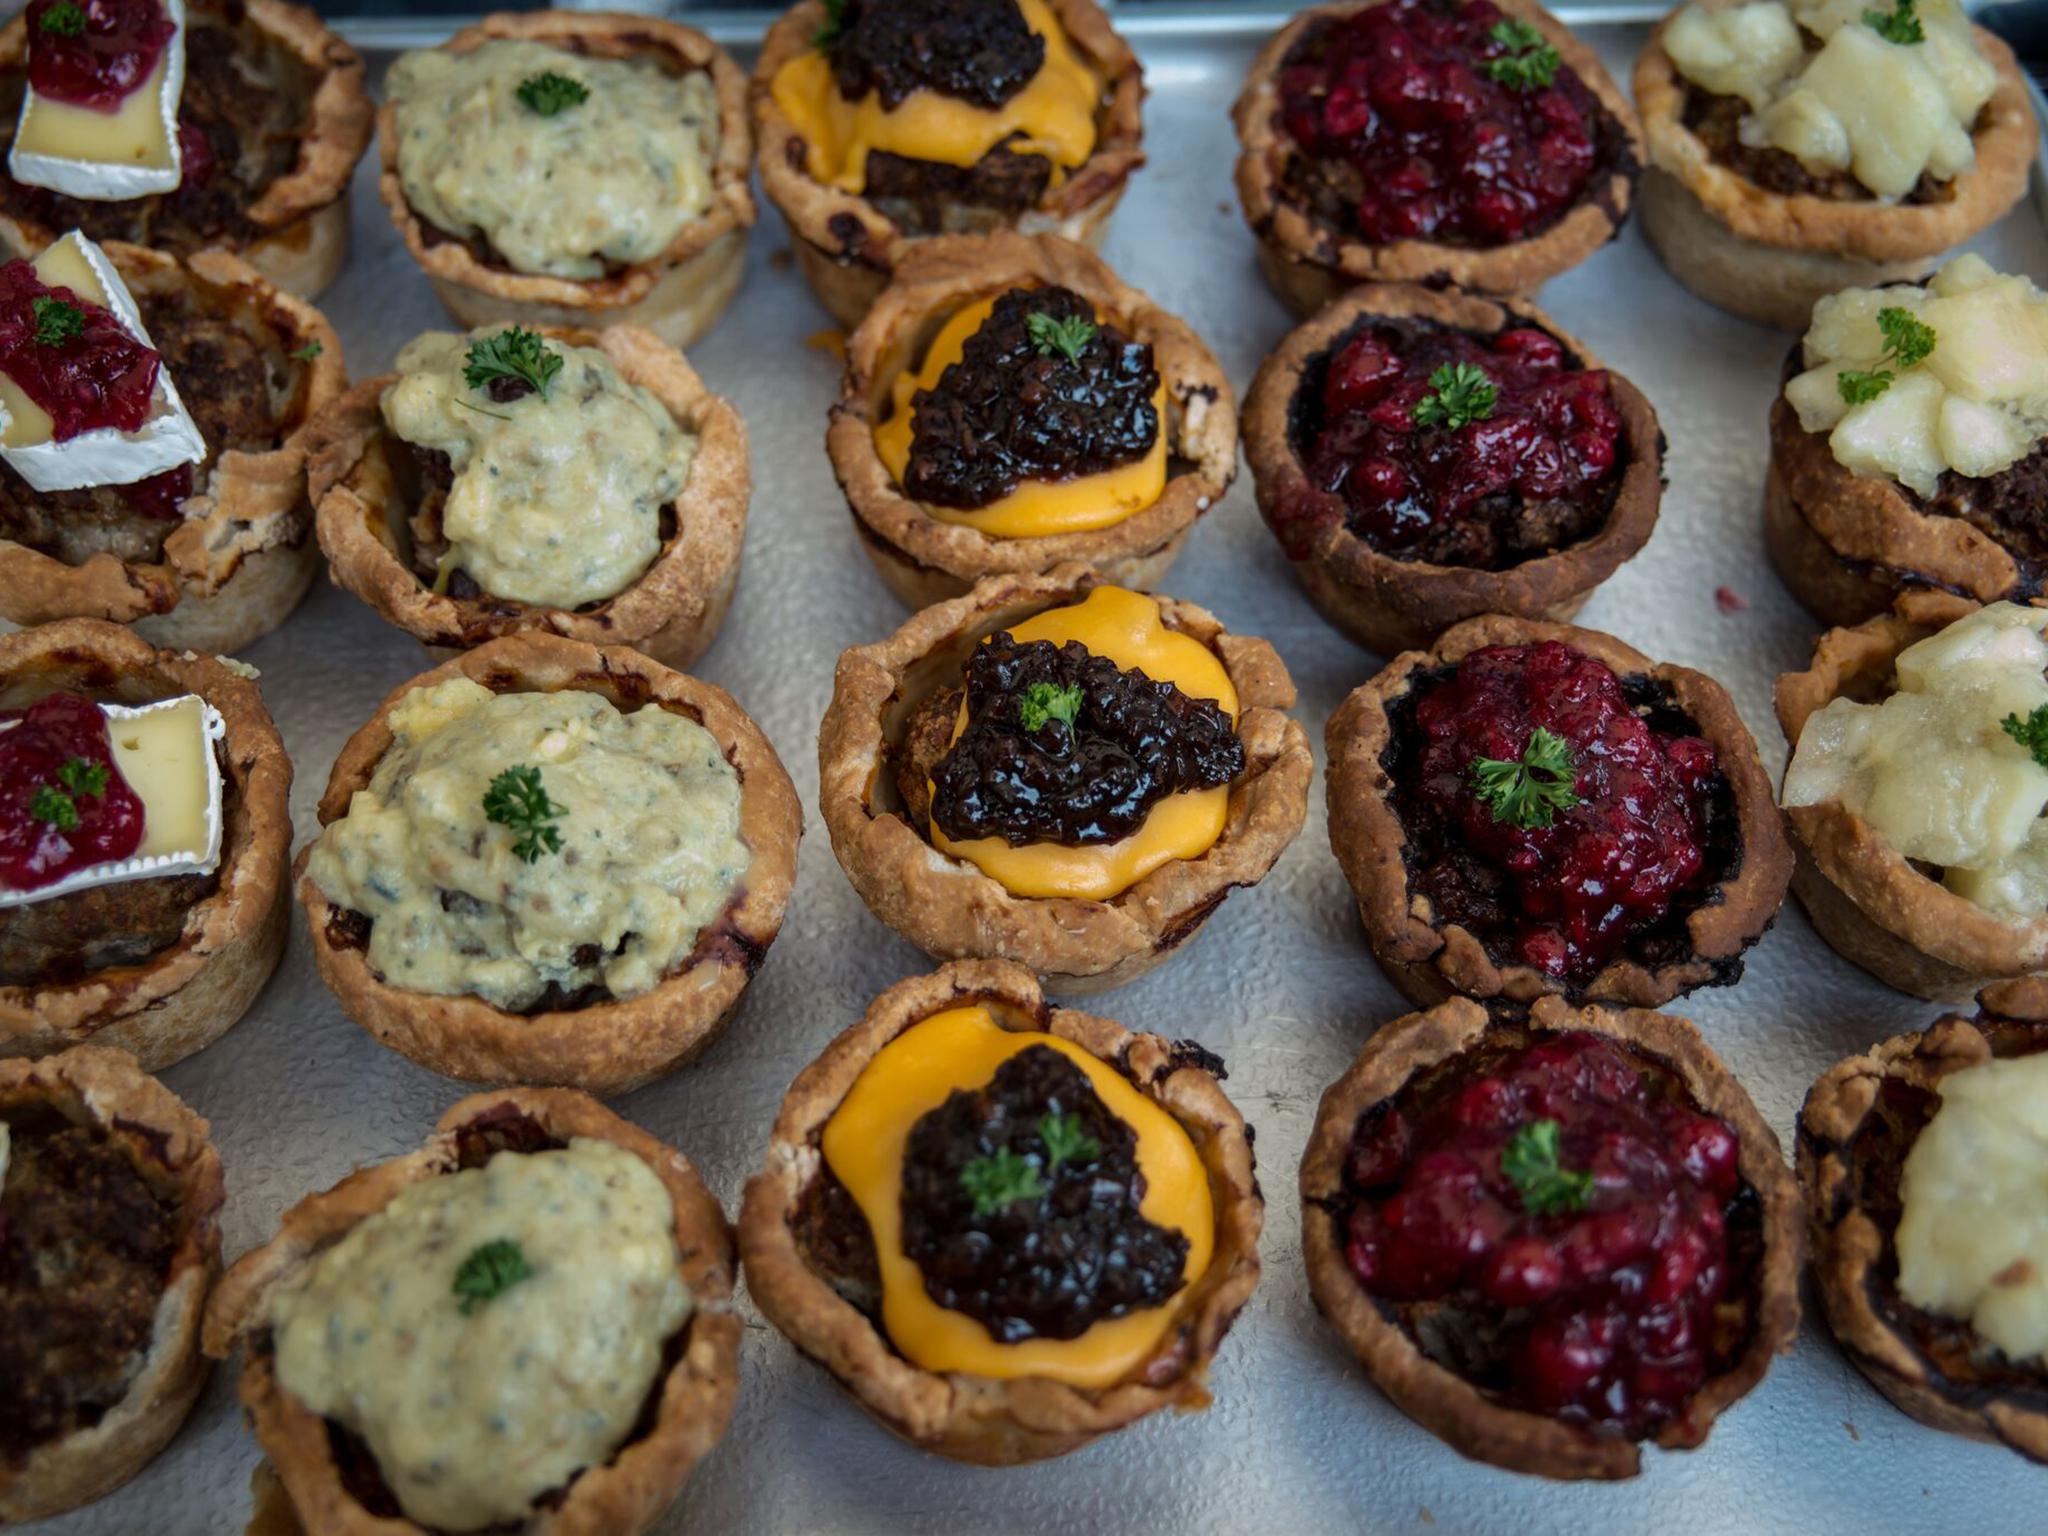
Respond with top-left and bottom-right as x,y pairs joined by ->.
860,141 -> 1053,234
828,0 -> 1045,112
1681,83 -> 1956,206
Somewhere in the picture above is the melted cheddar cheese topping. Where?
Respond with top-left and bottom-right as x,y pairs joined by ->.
929,586 -> 1236,901
822,1003 -> 1214,1387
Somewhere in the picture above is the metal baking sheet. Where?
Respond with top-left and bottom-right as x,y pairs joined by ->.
35,14 -> 2048,1535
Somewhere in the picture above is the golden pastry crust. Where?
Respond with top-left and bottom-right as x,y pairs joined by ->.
1326,613 -> 1793,1007
1300,995 -> 1802,1480
750,0 -> 1146,328
0,1045 -> 225,1523
203,1087 -> 741,1536
295,631 -> 802,1096
0,619 -> 292,1071
1241,282 -> 1663,654
738,959 -> 1262,1465
0,244 -> 347,654
818,563 -> 1313,993
1774,591 -> 2048,999
1232,0 -> 1641,314
309,325 -> 749,668
828,232 -> 1236,608
374,11 -> 756,351
1633,5 -> 2037,330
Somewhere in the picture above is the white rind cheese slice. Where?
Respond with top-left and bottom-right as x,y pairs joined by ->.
8,0 -> 186,199
0,229 -> 204,493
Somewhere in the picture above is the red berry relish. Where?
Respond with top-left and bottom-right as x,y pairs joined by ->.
0,258 -> 161,442
0,693 -> 144,892
25,0 -> 177,113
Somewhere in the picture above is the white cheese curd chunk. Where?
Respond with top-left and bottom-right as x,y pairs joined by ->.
8,0 -> 186,199
269,1138 -> 692,1534
1897,1053 -> 2048,1364
380,327 -> 696,609
386,38 -> 720,280
305,678 -> 748,1012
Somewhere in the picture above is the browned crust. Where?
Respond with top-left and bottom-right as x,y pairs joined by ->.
1300,994 -> 1802,1479
1773,591 -> 2048,998
0,1045 -> 225,1523
828,232 -> 1236,606
817,563 -> 1313,993
203,1087 -> 741,1536
750,0 -> 1146,328
309,325 -> 749,668
1241,282 -> 1663,654
1326,613 -> 1793,1007
0,619 -> 293,1069
375,11 -> 756,348
737,958 -> 1262,1464
1231,0 -> 1642,312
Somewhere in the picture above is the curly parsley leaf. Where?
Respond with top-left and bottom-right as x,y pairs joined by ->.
1501,1118 -> 1593,1215
1864,0 -> 1924,44
1836,306 -> 1937,404
1412,361 -> 1498,430
28,783 -> 77,832
32,296 -> 83,348
1469,726 -> 1580,829
482,764 -> 566,863
1038,1111 -> 1099,1172
814,0 -> 849,48
960,1147 -> 1044,1217
38,3 -> 87,39
463,326 -> 562,402
1482,18 -> 1560,90
290,339 -> 323,363
56,756 -> 107,799
515,71 -> 589,116
452,1239 -> 535,1315
1017,680 -> 1084,733
1027,311 -> 1097,364
2001,704 -> 2048,769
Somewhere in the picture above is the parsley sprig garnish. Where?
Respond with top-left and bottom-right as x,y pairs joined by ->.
28,783 -> 77,831
1501,1119 -> 1593,1215
516,71 -> 589,116
1837,306 -> 1937,404
1038,1111 -> 1099,1171
1481,18 -> 1561,90
814,0 -> 848,48
26,756 -> 108,834
1470,726 -> 1580,829
452,1239 -> 535,1315
482,764 -> 565,863
1027,310 -> 1097,364
2001,703 -> 2048,768
1412,362 -> 1498,430
38,2 -> 87,38
463,327 -> 562,403
960,1147 -> 1043,1216
1864,0 -> 1924,45
290,339 -> 323,364
1017,680 -> 1084,733
31,296 -> 83,348
58,756 -> 107,798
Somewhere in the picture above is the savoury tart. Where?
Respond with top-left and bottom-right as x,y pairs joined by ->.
819,564 -> 1312,993
752,0 -> 1146,328
1327,614 -> 1791,1007
376,11 -> 755,350
1302,994 -> 1802,1479
310,323 -> 749,668
1244,281 -> 1662,654
739,959 -> 1261,1465
1233,0 -> 1642,315
296,631 -> 801,1096
829,232 -> 1235,608
204,1086 -> 740,1534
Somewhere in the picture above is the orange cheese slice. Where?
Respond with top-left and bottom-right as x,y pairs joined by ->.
821,1003 -> 1214,1388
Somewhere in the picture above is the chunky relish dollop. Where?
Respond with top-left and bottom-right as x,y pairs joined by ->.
1343,1030 -> 1749,1438
25,0 -> 177,113
827,0 -> 1046,111
0,693 -> 144,893
0,259 -> 160,442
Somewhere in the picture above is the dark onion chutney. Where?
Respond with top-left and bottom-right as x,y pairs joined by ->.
827,0 -> 1046,112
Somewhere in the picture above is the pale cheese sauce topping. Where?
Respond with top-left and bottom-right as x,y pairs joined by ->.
269,1139 -> 692,1534
387,38 -> 720,280
305,678 -> 747,1012
380,328 -> 696,610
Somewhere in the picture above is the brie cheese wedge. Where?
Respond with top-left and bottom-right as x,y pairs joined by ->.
8,0 -> 186,200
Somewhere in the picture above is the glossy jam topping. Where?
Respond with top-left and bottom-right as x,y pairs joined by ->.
24,0 -> 177,113
829,0 -> 1045,111
1343,1031 -> 1749,1438
0,258 -> 159,443
0,693 -> 144,893
1277,0 -> 1610,247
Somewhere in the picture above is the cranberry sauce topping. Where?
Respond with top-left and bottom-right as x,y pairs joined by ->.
1292,316 -> 1623,568
929,631 -> 1243,848
1342,1030 -> 1754,1439
1276,0 -> 1620,248
1391,642 -> 1730,983
0,259 -> 159,442
25,0 -> 176,113
903,285 -> 1160,512
0,692 -> 144,893
900,1044 -> 1189,1342
828,0 -> 1046,112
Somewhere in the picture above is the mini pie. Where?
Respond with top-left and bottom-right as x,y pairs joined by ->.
0,239 -> 347,654
1301,994 -> 1802,1479
376,11 -> 755,350
203,1086 -> 741,1535
0,618 -> 292,1071
1799,1002 -> 2048,1458
1326,614 -> 1792,1008
296,631 -> 801,1096
1232,0 -> 1643,316
0,0 -> 373,301
1243,280 -> 1662,654
752,0 -> 1145,328
739,958 -> 1262,1465
828,231 -> 1236,608
818,563 -> 1313,993
0,1044 -> 225,1523
310,322 -> 749,668
1634,0 -> 2036,330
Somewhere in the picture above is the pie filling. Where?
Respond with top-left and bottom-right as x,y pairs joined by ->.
1273,0 -> 1628,250
1338,1029 -> 1763,1439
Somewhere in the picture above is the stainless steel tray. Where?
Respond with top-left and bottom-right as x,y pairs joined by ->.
36,13 -> 2048,1535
